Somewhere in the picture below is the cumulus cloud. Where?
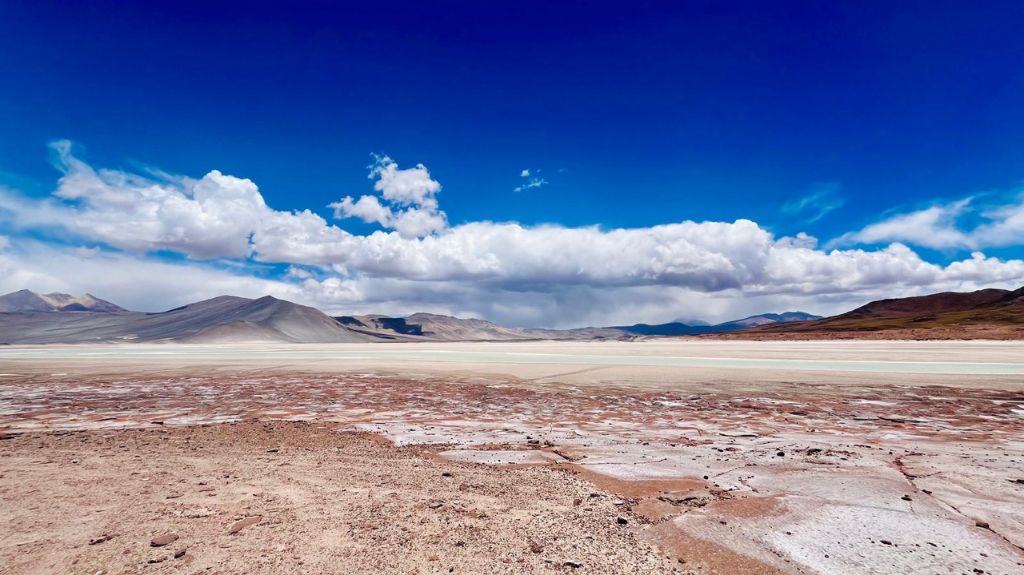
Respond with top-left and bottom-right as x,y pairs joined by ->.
330,155 -> 447,238
833,194 -> 1024,250
1,142 -> 1023,326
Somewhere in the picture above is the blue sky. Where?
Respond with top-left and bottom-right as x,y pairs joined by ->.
1,1 -> 1023,326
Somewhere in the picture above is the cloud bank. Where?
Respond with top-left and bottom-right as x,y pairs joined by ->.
0,141 -> 1022,326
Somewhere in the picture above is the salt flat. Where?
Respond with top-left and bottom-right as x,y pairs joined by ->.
1,340 -> 1023,574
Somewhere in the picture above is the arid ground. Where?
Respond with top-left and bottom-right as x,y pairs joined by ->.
1,341 -> 1023,574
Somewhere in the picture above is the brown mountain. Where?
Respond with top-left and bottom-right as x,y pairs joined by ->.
733,286 -> 1024,339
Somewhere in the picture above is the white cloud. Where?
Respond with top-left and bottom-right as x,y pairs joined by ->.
833,194 -> 1024,250
1,142 -> 1022,326
330,155 -> 447,238
520,169 -> 530,177
330,195 -> 391,226
513,178 -> 548,193
781,183 -> 844,223
0,235 -> 8,250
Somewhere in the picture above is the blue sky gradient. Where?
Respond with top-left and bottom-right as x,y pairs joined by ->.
1,1 -> 1022,325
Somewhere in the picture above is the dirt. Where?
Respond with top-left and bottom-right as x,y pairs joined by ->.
0,422 -> 683,574
2,342 -> 1023,574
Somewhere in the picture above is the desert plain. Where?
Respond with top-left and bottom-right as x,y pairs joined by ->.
1,340 -> 1023,574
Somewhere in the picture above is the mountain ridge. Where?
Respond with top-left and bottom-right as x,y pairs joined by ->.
730,287 -> 1024,339
0,289 -> 126,313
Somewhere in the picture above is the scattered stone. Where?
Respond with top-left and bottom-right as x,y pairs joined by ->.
616,517 -> 628,525
147,557 -> 166,564
227,516 -> 262,534
150,533 -> 178,547
266,448 -> 278,453
880,540 -> 892,545
88,534 -> 115,545
776,451 -> 785,457
173,549 -> 186,559
441,471 -> 453,477
975,520 -> 990,529
901,494 -> 912,501
529,541 -> 543,554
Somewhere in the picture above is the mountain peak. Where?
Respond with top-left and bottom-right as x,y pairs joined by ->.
0,289 -> 126,313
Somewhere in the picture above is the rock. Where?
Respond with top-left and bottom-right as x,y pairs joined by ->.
441,471 -> 453,477
616,517 -> 628,525
901,494 -> 912,501
173,549 -> 186,559
88,534 -> 115,545
529,541 -> 543,554
150,533 -> 178,547
563,561 -> 582,568
975,520 -> 990,529
227,516 -> 262,534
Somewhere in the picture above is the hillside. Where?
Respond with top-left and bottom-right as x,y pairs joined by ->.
731,287 -> 1024,339
336,312 -> 626,341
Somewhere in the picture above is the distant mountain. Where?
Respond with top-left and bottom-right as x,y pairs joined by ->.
0,295 -> 372,344
614,312 -> 821,336
736,287 -> 1024,339
336,312 -> 627,341
0,289 -> 126,312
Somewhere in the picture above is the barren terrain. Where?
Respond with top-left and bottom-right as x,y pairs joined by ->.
2,341 -> 1023,574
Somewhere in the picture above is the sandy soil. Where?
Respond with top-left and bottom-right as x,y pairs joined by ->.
0,422 -> 680,574
2,341 -> 1023,574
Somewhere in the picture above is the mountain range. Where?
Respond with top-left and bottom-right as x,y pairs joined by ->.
0,289 -> 816,344
0,286 -> 1020,343
0,289 -> 125,313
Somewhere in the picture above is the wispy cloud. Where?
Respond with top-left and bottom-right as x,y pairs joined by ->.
781,183 -> 844,223
831,193 -> 1024,250
514,178 -> 548,193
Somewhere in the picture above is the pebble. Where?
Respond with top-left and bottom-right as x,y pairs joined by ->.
227,516 -> 262,534
150,533 -> 178,547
